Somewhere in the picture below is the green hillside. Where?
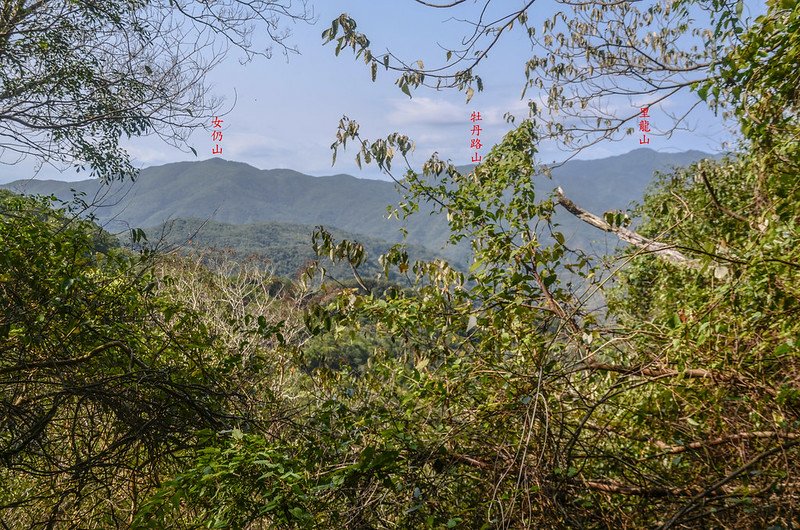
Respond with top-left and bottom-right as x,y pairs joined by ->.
2,148 -> 715,264
146,218 -> 442,278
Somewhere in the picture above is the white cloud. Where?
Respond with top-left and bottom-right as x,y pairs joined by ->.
125,140 -> 181,166
481,97 -> 536,126
387,97 -> 465,127
223,132 -> 290,160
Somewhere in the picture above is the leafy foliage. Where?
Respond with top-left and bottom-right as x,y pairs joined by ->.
133,1 -> 798,526
144,217 -> 444,279
4,0 -> 800,528
0,0 -> 312,181
0,191 -> 246,527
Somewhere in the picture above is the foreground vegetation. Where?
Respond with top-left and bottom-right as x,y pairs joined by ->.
3,129 -> 799,528
1,0 -> 799,527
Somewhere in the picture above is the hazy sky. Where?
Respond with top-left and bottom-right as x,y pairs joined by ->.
0,1 -> 738,183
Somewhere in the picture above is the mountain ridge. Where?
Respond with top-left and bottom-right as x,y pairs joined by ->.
2,148 -> 719,265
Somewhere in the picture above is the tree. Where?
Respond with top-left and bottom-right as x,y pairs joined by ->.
308,0 -> 800,527
0,0 -> 313,181
321,0 -> 749,152
0,4 -> 316,523
115,0 -> 800,527
0,191 -> 250,526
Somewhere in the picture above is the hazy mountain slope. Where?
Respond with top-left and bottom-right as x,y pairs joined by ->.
146,218 -> 441,278
2,148 -> 716,263
549,148 -> 712,211
542,148 -> 716,256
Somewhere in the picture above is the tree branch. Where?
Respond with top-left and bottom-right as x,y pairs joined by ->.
0,340 -> 132,376
652,431 -> 800,456
555,187 -> 702,269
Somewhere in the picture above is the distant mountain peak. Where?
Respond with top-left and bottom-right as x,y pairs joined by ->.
1,148 -> 716,265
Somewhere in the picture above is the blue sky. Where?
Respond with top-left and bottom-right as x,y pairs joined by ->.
0,1 -> 740,183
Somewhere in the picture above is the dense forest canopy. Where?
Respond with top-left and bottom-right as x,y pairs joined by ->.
1,0 -> 799,528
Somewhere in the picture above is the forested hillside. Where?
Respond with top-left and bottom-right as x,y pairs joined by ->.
145,217 -> 442,278
2,148 -> 712,266
1,0 -> 798,529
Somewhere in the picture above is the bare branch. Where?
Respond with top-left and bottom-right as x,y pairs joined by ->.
554,187 -> 702,269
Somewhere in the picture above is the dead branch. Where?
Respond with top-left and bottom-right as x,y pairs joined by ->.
583,479 -> 701,497
652,431 -> 800,456
584,360 -> 738,382
554,187 -> 702,269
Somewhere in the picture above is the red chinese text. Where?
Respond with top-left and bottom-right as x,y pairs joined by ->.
212,116 -> 224,155
638,107 -> 651,145
470,111 -> 483,163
